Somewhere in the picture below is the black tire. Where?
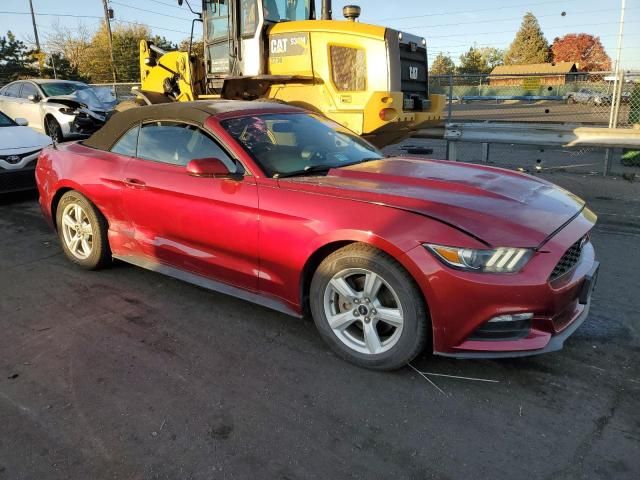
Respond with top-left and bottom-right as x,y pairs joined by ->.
310,243 -> 429,370
567,96 -> 575,104
45,116 -> 63,143
55,191 -> 111,270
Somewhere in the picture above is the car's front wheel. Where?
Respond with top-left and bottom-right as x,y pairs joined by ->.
45,116 -> 63,143
310,244 -> 429,370
56,191 -> 111,270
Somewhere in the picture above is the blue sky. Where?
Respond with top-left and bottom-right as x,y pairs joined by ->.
1,0 -> 638,68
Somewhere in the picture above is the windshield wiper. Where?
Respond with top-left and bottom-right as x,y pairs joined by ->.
273,164 -> 333,179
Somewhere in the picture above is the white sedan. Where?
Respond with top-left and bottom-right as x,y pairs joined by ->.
0,79 -> 114,143
0,111 -> 51,193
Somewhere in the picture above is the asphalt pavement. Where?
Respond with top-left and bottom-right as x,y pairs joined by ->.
0,175 -> 638,480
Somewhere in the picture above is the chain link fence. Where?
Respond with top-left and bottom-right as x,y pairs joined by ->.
429,72 -> 639,129
421,71 -> 640,176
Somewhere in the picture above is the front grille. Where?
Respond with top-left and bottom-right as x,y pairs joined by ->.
0,149 -> 41,164
399,43 -> 428,110
550,236 -> 587,281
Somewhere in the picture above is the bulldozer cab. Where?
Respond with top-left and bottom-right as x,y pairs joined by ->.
204,0 -> 314,78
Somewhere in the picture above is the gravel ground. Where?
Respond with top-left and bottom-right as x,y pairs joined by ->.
0,174 -> 638,480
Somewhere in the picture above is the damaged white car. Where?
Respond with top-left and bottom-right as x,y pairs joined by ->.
0,79 -> 115,143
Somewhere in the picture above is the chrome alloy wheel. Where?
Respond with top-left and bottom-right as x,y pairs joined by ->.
323,268 -> 404,355
61,203 -> 93,260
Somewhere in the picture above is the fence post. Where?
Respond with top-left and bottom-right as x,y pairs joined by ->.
614,71 -> 625,128
447,73 -> 453,123
482,143 -> 490,163
445,74 -> 454,160
603,149 -> 613,177
447,141 -> 457,161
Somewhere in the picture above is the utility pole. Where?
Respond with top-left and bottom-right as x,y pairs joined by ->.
608,0 -> 626,129
28,0 -> 44,75
28,0 -> 41,51
101,0 -> 118,84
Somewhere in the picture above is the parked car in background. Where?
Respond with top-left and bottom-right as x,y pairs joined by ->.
36,101 -> 599,370
566,88 -> 611,105
0,110 -> 51,193
0,79 -> 114,143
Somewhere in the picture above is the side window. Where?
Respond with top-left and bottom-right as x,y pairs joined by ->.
4,83 -> 22,98
111,125 -> 140,157
20,83 -> 38,99
241,0 -> 258,36
137,122 -> 237,171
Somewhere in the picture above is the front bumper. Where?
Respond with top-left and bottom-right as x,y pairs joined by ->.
0,165 -> 37,193
404,209 -> 597,358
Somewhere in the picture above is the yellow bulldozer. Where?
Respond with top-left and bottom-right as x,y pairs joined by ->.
121,0 -> 445,147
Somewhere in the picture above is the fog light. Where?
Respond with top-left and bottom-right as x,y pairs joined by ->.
488,313 -> 533,323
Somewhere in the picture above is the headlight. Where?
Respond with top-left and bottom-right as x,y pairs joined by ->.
58,107 -> 77,115
424,244 -> 533,273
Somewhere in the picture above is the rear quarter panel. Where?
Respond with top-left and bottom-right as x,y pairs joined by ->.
36,143 -> 129,236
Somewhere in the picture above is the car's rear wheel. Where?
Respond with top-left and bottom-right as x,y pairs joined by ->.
45,116 -> 63,143
56,191 -> 111,270
310,244 -> 429,370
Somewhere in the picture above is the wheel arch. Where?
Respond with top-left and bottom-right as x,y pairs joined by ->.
299,238 -> 431,322
51,186 -> 109,232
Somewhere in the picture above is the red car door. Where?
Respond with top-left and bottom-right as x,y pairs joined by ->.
121,121 -> 259,291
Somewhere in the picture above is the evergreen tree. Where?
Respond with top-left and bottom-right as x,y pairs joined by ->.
430,53 -> 456,75
504,12 -> 550,65
0,31 -> 37,83
457,47 -> 490,74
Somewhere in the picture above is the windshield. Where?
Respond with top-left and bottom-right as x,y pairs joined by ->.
221,113 -> 384,177
0,111 -> 16,127
39,82 -> 102,104
263,0 -> 311,22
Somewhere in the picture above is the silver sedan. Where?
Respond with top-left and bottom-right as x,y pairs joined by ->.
0,79 -> 114,143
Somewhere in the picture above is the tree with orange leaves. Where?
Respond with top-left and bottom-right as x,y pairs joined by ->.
551,34 -> 611,72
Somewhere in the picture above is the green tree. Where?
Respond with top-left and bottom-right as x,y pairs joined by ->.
82,23 -> 151,83
0,31 -> 37,83
457,47 -> 490,74
43,53 -> 88,82
430,52 -> 455,75
504,12 -> 550,65
152,35 -> 177,51
478,47 -> 504,70
179,38 -> 204,59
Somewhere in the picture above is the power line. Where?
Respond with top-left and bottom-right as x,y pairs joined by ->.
112,19 -> 191,35
140,0 -> 190,11
0,10 -> 102,19
109,1 -> 193,21
422,20 -> 640,39
371,0 -> 583,23
398,7 -> 639,31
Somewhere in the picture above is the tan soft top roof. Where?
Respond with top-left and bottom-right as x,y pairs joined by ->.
83,100 -> 300,151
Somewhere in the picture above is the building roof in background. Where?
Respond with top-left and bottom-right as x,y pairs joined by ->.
490,62 -> 578,75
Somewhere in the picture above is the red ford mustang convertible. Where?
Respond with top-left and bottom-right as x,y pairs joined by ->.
36,102 -> 599,370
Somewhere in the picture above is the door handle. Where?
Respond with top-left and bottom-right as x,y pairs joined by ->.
124,178 -> 146,189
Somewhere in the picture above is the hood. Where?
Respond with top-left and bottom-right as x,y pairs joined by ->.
281,158 -> 585,248
44,91 -> 112,112
0,126 -> 51,152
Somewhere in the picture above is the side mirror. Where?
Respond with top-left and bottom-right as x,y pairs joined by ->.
15,117 -> 28,126
27,94 -> 39,102
186,158 -> 240,179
